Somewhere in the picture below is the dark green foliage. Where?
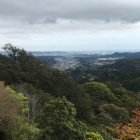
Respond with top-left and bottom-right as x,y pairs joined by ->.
65,64 -> 99,84
99,58 -> 140,91
66,55 -> 140,92
105,81 -> 122,92
82,82 -> 134,127
113,88 -> 140,110
38,56 -> 57,66
83,82 -> 119,113
0,131 -> 7,140
98,104 -> 130,125
66,85 -> 93,120
0,44 -> 78,96
39,97 -> 87,140
0,44 -> 93,121
1,44 -> 140,139
106,82 -> 140,111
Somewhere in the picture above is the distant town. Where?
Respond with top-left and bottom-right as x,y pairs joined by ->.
32,51 -> 139,71
1,50 -> 140,71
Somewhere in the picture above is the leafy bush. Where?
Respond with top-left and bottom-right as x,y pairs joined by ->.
86,132 -> 104,140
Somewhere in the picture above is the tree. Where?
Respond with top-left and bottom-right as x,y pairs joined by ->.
0,82 -> 21,139
2,43 -> 21,60
0,81 -> 40,140
39,97 -> 87,140
83,82 -> 119,114
98,104 -> 130,126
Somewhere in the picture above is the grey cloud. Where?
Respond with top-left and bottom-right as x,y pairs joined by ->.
44,17 -> 57,24
0,0 -> 140,24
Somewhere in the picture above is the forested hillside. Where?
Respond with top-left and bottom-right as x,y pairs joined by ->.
0,44 -> 140,140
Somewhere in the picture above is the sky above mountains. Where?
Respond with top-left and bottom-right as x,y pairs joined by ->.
0,0 -> 140,51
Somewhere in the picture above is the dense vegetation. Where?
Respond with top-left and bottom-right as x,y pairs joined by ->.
0,44 -> 140,140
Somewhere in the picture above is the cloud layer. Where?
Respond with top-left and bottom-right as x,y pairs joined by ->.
1,0 -> 140,23
0,0 -> 140,51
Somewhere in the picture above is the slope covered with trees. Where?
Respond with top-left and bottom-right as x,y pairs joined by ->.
0,44 -> 140,140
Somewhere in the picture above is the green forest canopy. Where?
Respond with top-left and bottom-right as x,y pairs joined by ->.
0,44 -> 140,140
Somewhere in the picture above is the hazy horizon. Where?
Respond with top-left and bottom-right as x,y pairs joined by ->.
0,49 -> 140,53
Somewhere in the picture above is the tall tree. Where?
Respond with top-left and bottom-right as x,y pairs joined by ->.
2,43 -> 20,60
39,97 -> 87,140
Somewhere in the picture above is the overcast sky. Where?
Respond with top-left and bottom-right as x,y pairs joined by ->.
1,0 -> 140,51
